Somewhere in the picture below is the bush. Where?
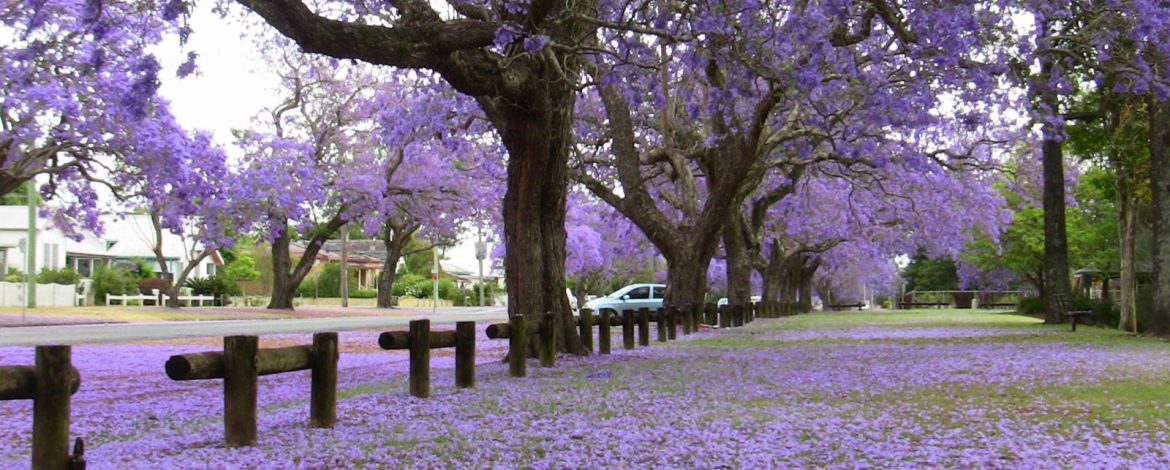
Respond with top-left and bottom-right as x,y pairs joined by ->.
296,277 -> 318,298
350,288 -> 378,299
4,268 -> 23,282
314,262 -> 358,298
394,273 -> 424,297
185,276 -> 239,304
92,264 -> 133,305
138,277 -> 170,295
1017,296 -> 1045,315
37,267 -> 81,285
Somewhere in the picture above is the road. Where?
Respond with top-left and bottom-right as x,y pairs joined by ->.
0,307 -> 509,347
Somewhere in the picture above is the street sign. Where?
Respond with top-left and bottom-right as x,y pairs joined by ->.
475,242 -> 487,260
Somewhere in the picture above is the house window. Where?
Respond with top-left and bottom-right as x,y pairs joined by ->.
205,263 -> 215,277
0,248 -> 7,275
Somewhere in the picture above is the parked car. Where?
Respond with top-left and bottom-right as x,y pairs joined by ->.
583,283 -> 667,315
567,288 -> 578,312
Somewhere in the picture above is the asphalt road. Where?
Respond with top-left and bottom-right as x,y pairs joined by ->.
0,307 -> 509,347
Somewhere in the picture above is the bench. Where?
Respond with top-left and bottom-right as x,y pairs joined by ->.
826,303 -> 864,311
898,302 -> 949,309
1054,294 -> 1091,332
982,302 -> 1017,310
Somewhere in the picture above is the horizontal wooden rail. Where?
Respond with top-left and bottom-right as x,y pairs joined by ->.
165,345 -> 314,381
0,365 -> 81,400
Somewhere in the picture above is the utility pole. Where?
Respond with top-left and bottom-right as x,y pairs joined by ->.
432,241 -> 440,313
476,227 -> 486,307
339,223 -> 349,308
26,182 -> 37,310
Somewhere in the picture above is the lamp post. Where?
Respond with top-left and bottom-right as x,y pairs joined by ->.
476,228 -> 486,307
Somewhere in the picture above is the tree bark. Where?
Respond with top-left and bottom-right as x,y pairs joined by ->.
1150,98 -> 1170,334
1117,167 -> 1138,332
722,210 -> 754,304
798,257 -> 820,312
494,95 -> 586,355
377,221 -> 415,309
1039,43 -> 1072,324
268,215 -> 345,310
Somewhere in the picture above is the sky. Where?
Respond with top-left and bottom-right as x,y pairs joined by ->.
155,5 -> 492,274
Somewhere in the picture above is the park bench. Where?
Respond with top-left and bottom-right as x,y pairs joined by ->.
898,302 -> 949,309
826,303 -> 864,311
1054,294 -> 1091,332
982,302 -> 1017,310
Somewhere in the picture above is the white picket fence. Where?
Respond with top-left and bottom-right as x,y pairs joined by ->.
0,282 -> 78,307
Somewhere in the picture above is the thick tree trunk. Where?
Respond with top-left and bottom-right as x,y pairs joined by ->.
377,236 -> 406,309
268,216 -> 345,310
1038,35 -> 1071,324
722,211 -> 754,304
1150,98 -> 1170,334
662,251 -> 713,308
495,96 -> 585,355
798,257 -> 819,312
269,223 -> 297,310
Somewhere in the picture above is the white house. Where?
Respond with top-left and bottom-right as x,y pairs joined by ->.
0,206 -> 222,280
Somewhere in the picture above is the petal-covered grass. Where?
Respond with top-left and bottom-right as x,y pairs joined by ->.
2,311 -> 1169,468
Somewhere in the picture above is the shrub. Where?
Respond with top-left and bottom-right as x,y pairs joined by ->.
92,264 -> 132,305
185,276 -> 239,304
4,268 -> 23,282
138,277 -> 170,295
296,277 -> 318,298
394,273 -> 424,297
1017,296 -> 1045,315
37,267 -> 81,285
314,262 -> 358,298
350,288 -> 378,299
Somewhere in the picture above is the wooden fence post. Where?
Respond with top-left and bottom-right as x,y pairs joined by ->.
579,308 -> 594,354
539,312 -> 556,367
704,303 -> 716,325
455,321 -> 475,388
310,332 -> 338,428
681,304 -> 693,335
598,310 -> 612,354
409,319 -> 431,398
621,310 -> 635,350
719,305 -> 731,328
656,308 -> 667,342
224,335 -> 258,447
637,308 -> 650,346
509,314 -> 527,376
665,307 -> 677,339
32,345 -> 73,469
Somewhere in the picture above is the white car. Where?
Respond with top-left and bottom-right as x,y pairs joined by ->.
567,288 -> 578,312
583,283 -> 667,315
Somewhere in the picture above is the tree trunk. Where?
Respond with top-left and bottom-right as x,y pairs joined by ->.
494,95 -> 586,355
377,222 -> 412,309
798,257 -> 819,312
268,215 -> 345,310
1118,170 -> 1138,332
662,251 -> 713,308
269,222 -> 297,310
1038,28 -> 1071,324
722,211 -> 753,304
1150,98 -> 1170,334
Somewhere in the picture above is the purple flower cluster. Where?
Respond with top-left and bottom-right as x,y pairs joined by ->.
2,319 -> 1169,468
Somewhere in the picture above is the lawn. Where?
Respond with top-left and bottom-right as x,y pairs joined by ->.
2,310 -> 1168,468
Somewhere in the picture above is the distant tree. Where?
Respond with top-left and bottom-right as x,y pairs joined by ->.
902,256 -> 960,293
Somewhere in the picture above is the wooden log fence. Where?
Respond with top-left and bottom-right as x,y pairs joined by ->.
379,320 -> 476,397
0,346 -> 83,469
165,333 -> 339,447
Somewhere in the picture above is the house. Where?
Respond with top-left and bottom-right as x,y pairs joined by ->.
287,240 -> 504,291
0,206 -> 223,281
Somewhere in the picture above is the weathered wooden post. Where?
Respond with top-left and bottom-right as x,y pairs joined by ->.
705,302 -> 717,325
224,335 -> 258,447
735,304 -> 746,327
681,304 -> 693,335
599,310 -> 612,355
539,311 -> 557,367
455,321 -> 475,388
637,308 -> 650,346
409,319 -> 431,398
579,308 -> 594,354
656,308 -> 667,342
31,345 -> 74,469
719,304 -> 731,328
667,307 -> 679,340
310,332 -> 338,428
509,314 -> 526,377
621,310 -> 635,350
